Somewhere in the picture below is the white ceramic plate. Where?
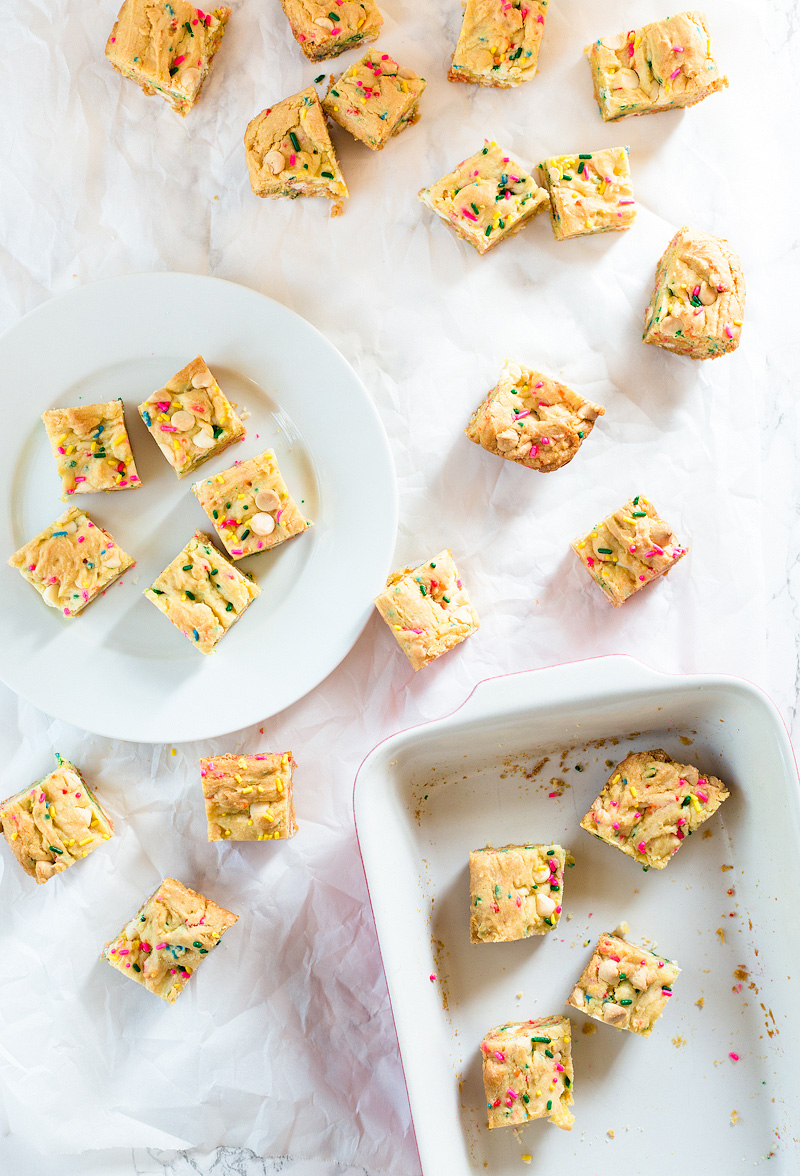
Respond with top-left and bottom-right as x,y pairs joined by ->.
355,656 -> 800,1175
0,273 -> 397,743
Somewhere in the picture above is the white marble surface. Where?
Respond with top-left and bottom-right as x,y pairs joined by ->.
1,0 -> 799,1173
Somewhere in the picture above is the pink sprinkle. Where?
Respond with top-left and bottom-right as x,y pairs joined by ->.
534,381 -> 543,389
636,841 -> 646,854
494,1051 -> 505,1062
673,45 -> 684,51
74,476 -> 86,483
298,32 -> 305,39
515,896 -> 522,907
669,67 -> 682,80
331,26 -> 341,34
725,325 -> 734,338
275,509 -> 283,524
155,942 -> 167,950
515,409 -> 530,420
529,444 -> 538,457
537,12 -> 543,21
541,437 -> 550,445
160,424 -> 177,433
555,905 -> 562,914
644,549 -> 656,558
290,153 -> 296,166
587,556 -> 595,567
697,792 -> 708,803
629,545 -> 637,553
118,948 -> 130,956
174,54 -> 185,65
556,1063 -> 564,1071
461,207 -> 478,222
231,549 -> 243,556
638,574 -> 646,581
506,1089 -> 517,1100
729,1052 -> 739,1062
57,446 -> 66,454
618,199 -> 635,205
39,793 -> 46,802
429,973 -> 437,981
548,790 -> 558,797
456,579 -> 462,588
613,822 -> 620,830
548,859 -> 558,872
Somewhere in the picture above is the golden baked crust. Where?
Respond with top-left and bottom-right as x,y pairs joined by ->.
419,140 -> 549,255
537,146 -> 635,240
322,51 -> 425,150
449,0 -> 548,88
191,449 -> 311,560
465,360 -> 603,471
144,531 -> 260,653
470,844 -> 565,942
41,400 -> 140,497
105,0 -> 231,116
245,87 -> 349,217
8,506 -> 135,617
104,877 -> 238,1003
201,752 -> 298,841
643,226 -> 745,359
571,496 -> 687,606
585,10 -> 727,122
481,1016 -> 574,1130
580,749 -> 730,868
138,355 -> 245,478
374,549 -> 479,670
0,757 -> 114,884
279,0 -> 382,62
567,932 -> 681,1036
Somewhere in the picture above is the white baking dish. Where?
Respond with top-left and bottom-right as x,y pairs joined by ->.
354,657 -> 799,1175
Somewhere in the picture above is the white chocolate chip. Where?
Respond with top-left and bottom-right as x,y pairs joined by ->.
264,149 -> 286,175
254,488 -> 280,512
505,361 -> 522,382
535,893 -> 556,918
629,967 -> 649,991
170,409 -> 196,431
178,66 -> 200,91
577,404 -> 599,421
598,959 -> 620,985
125,919 -> 140,940
191,370 -> 214,389
548,166 -> 561,183
602,32 -> 627,50
698,284 -> 717,306
570,986 -> 584,1006
602,1002 -> 627,1024
249,802 -> 275,822
615,68 -> 640,90
396,66 -> 417,80
75,806 -> 92,826
193,428 -> 216,450
251,512 -> 276,536
314,16 -> 335,29
104,550 -> 122,569
43,584 -> 61,607
532,867 -> 551,884
63,520 -> 78,534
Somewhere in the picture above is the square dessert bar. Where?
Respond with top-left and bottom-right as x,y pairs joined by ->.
8,506 -> 134,617
374,549 -> 479,670
567,932 -> 680,1035
104,876 -> 238,1003
537,146 -> 635,240
470,843 -> 566,943
245,87 -> 349,217
200,752 -> 298,841
138,355 -> 245,478
571,495 -> 687,606
449,0 -> 549,88
0,755 -> 114,884
580,749 -> 730,869
465,360 -> 604,472
418,140 -> 549,255
279,0 -> 383,62
41,400 -> 140,498
643,226 -> 745,359
144,532 -> 260,653
586,10 -> 727,122
192,449 -> 310,560
322,51 -> 426,150
481,1015 -> 574,1130
105,0 -> 231,117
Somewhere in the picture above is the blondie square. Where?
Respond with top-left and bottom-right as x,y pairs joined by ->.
200,752 -> 298,841
138,355 -> 245,478
279,0 -> 382,62
567,932 -> 680,1035
245,87 -> 349,217
191,449 -> 311,560
580,749 -> 730,869
449,0 -> 549,88
481,1015 -> 574,1130
586,10 -> 727,122
643,226 -> 745,359
144,532 -> 260,653
418,140 -> 549,255
0,755 -> 114,884
470,843 -> 566,943
322,51 -> 426,150
374,549 -> 479,670
465,360 -> 604,472
571,495 -> 687,606
8,507 -> 135,617
103,876 -> 238,1003
105,0 -> 231,117
538,146 -> 635,240
41,400 -> 140,498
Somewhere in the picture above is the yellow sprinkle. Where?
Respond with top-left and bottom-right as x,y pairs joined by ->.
11,832 -> 17,841
257,785 -> 265,793
690,794 -> 701,811
102,834 -> 110,840
216,475 -> 224,483
733,320 -> 743,326
276,781 -> 284,793
400,79 -> 408,92
630,786 -> 638,799
171,749 -> 176,756
78,837 -> 93,846
234,774 -> 243,783
611,774 -> 620,784
247,820 -> 253,826
241,786 -> 253,794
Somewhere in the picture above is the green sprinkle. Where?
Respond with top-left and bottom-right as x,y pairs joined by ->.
321,170 -> 334,178
314,73 -> 325,83
240,529 -> 250,540
289,131 -> 300,151
182,565 -> 193,572
632,511 -> 647,517
193,941 -> 203,948
681,795 -> 691,806
578,153 -> 592,159
185,590 -> 196,600
564,1076 -> 571,1088
185,21 -> 193,35
598,547 -> 613,554
470,202 -> 480,216
212,510 -> 218,519
169,66 -> 178,76
531,1036 -> 551,1043
226,602 -> 234,611
430,562 -> 436,568
132,963 -> 141,972
485,225 -> 492,236
212,426 -> 223,439
546,1100 -> 552,1110
521,1093 -> 530,1103
419,584 -> 427,596
442,595 -> 450,604
49,846 -> 63,855
327,10 -> 339,19
619,999 -> 633,1005
633,495 -> 640,505
544,1049 -> 554,1058
151,588 -> 164,595
562,173 -> 572,180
